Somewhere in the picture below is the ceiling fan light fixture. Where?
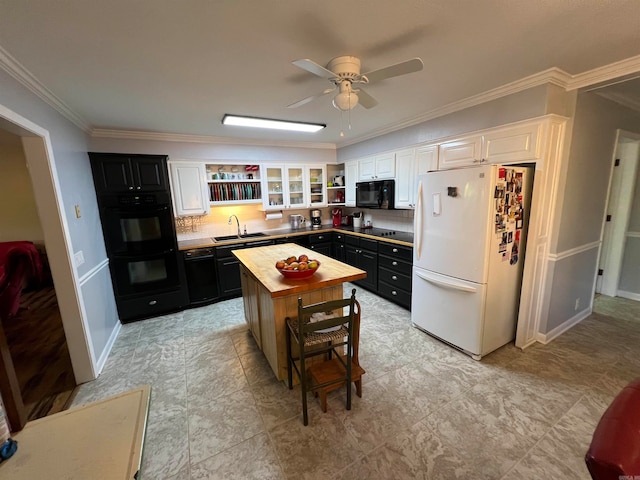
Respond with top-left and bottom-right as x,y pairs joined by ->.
222,114 -> 325,133
332,90 -> 359,111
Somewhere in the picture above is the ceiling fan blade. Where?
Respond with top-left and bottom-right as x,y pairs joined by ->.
287,87 -> 335,108
355,88 -> 378,109
292,59 -> 337,79
362,58 -> 424,84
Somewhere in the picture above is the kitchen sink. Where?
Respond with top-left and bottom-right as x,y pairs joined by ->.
213,232 -> 267,241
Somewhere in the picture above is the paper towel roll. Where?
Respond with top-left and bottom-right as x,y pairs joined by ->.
265,212 -> 283,220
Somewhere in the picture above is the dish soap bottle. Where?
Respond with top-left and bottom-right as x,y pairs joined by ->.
0,396 -> 18,463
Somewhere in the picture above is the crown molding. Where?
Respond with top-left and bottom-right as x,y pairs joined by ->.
595,90 -> 640,113
90,128 -> 336,150
565,54 -> 640,90
337,68 -> 572,147
0,45 -> 91,132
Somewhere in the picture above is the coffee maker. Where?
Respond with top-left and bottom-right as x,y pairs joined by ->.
310,209 -> 322,229
331,208 -> 343,227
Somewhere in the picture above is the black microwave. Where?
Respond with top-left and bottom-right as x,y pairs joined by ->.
356,179 -> 395,209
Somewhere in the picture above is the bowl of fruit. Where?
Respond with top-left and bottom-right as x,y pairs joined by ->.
275,254 -> 321,279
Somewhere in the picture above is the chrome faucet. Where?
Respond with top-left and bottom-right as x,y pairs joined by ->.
228,214 -> 241,237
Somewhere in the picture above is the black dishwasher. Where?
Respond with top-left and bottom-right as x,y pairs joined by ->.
183,247 -> 219,306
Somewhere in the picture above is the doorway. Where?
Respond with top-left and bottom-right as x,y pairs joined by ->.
0,104 -> 95,432
0,129 -> 76,421
597,130 -> 640,298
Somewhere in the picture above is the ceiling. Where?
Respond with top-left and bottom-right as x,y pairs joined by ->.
1,0 -> 640,147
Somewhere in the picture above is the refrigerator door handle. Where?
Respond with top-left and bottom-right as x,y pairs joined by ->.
415,271 -> 478,293
415,180 -> 423,260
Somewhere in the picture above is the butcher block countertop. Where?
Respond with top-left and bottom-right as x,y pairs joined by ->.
232,243 -> 366,298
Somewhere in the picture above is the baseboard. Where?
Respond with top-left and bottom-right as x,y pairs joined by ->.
535,307 -> 592,344
94,321 -> 121,375
617,290 -> 640,301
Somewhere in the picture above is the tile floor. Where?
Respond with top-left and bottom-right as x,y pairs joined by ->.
71,287 -> 640,479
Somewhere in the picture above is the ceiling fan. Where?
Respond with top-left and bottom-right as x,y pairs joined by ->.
287,55 -> 424,111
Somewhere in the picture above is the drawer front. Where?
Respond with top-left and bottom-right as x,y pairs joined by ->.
309,232 -> 332,244
345,234 -> 359,246
360,237 -> 378,252
377,281 -> 411,309
215,243 -> 245,259
378,255 -> 412,276
378,267 -> 411,291
378,242 -> 412,261
333,233 -> 346,243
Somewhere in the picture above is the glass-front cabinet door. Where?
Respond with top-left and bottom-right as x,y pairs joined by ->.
286,166 -> 306,208
306,165 -> 327,208
263,165 -> 286,210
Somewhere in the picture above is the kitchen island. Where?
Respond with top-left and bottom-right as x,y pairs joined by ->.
233,243 -> 366,380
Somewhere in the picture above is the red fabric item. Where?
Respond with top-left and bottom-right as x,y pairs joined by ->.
0,241 -> 43,319
585,377 -> 640,479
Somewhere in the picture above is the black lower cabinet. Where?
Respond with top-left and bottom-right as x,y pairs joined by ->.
377,242 -> 413,309
308,232 -> 332,257
345,236 -> 378,292
215,240 -> 274,298
332,232 -> 346,261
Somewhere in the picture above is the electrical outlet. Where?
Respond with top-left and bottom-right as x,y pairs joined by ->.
574,298 -> 580,311
74,250 -> 85,267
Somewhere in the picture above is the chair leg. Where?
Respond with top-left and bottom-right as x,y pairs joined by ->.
286,327 -> 293,390
300,353 -> 308,426
346,355 -> 352,411
319,390 -> 328,413
355,378 -> 363,398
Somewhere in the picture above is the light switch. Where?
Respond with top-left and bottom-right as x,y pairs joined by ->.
74,205 -> 81,218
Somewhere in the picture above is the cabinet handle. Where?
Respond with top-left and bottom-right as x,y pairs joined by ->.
392,261 -> 398,266
128,186 -> 134,190
393,248 -> 398,253
391,291 -> 397,296
149,300 -> 158,305
318,236 -> 324,240
136,186 -> 141,190
392,275 -> 398,281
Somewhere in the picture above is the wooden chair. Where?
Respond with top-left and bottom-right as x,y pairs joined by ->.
309,299 -> 365,413
286,288 -> 357,426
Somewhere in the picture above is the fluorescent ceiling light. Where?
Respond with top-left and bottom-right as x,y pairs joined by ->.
222,114 -> 325,133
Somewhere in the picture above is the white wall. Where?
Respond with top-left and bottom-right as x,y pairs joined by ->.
0,130 -> 44,243
543,93 -> 640,332
0,68 -> 117,381
337,85 -> 552,161
89,136 -> 336,164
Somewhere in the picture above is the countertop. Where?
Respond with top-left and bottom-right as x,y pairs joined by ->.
232,243 -> 366,298
1,386 -> 149,480
178,225 -> 413,251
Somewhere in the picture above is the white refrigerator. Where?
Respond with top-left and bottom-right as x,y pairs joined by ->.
411,164 -> 533,359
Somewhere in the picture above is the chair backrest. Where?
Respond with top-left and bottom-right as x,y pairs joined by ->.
295,288 -> 357,338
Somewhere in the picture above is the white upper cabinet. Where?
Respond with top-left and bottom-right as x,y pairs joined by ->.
358,153 -> 396,180
344,160 -> 358,206
169,161 -> 210,216
415,144 -> 438,175
482,121 -> 542,163
394,148 -> 415,209
262,164 -> 327,210
306,164 -> 327,208
438,136 -> 483,168
394,145 -> 438,209
437,119 -> 545,170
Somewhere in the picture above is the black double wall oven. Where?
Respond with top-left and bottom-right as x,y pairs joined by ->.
90,153 -> 189,322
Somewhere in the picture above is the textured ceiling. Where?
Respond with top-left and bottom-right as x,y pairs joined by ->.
0,0 -> 639,146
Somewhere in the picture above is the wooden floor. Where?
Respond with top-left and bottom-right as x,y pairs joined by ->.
1,286 -> 76,421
